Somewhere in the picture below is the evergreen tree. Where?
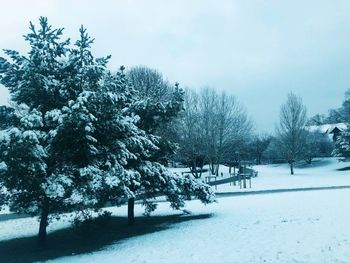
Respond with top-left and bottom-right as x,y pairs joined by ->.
128,66 -> 184,165
332,90 -> 350,158
333,124 -> 350,158
0,17 -> 215,245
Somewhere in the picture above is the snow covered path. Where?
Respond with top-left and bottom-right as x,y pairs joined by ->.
44,188 -> 350,263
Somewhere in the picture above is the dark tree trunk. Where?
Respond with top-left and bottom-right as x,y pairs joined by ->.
209,162 -> 215,175
128,197 -> 135,225
38,199 -> 49,247
193,159 -> 199,178
290,162 -> 294,175
256,155 -> 262,165
233,166 -> 236,186
199,160 -> 204,178
215,164 -> 220,177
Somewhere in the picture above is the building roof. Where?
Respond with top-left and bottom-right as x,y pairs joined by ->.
307,123 -> 347,134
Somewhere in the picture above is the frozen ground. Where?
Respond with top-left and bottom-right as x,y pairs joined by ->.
170,158 -> 350,193
36,188 -> 350,263
1,158 -> 350,262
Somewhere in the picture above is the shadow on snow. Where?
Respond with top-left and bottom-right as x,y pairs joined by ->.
0,213 -> 212,263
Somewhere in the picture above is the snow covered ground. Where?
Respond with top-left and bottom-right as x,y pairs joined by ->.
170,158 -> 350,193
1,157 -> 350,262
33,188 -> 350,263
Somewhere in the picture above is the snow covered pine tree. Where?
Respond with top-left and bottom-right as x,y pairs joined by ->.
0,17 -> 215,245
333,124 -> 350,158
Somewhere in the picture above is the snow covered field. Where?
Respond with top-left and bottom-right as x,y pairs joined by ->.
34,189 -> 350,262
170,158 -> 350,193
1,157 -> 350,262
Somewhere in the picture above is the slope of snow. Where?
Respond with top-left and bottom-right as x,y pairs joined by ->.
44,189 -> 350,263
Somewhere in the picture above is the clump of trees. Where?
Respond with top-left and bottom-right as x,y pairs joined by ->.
307,88 -> 350,159
250,134 -> 272,165
0,17 -> 215,246
177,87 -> 253,177
308,89 -> 350,125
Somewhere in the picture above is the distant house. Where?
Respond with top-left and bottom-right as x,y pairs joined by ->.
307,123 -> 347,142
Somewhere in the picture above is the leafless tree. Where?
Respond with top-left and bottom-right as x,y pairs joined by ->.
199,87 -> 219,175
276,93 -> 307,175
127,66 -> 172,102
178,89 -> 206,178
302,130 -> 333,164
198,87 -> 253,176
251,134 -> 272,165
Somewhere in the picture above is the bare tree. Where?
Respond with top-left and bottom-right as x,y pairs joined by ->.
178,89 -> 206,178
251,134 -> 272,165
276,93 -> 307,175
302,130 -> 333,164
177,87 -> 253,177
198,87 -> 253,176
127,66 -> 183,164
199,87 -> 219,175
127,66 -> 172,102
220,96 -> 253,174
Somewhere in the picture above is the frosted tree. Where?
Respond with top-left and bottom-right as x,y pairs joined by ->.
126,73 -> 213,223
333,125 -> 350,158
276,93 -> 308,174
0,18 -> 117,245
128,66 -> 183,165
332,90 -> 350,158
0,17 -> 215,245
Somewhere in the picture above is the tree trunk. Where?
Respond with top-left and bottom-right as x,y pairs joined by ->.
233,166 -> 236,186
257,155 -> 261,165
128,197 -> 135,225
290,162 -> 294,175
215,164 -> 220,177
38,199 -> 49,247
199,160 -> 204,178
243,174 -> 247,188
209,162 -> 215,175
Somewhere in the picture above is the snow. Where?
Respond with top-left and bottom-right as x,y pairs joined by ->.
307,123 -> 347,133
1,157 -> 350,262
37,189 -> 350,262
0,215 -> 71,241
170,158 -> 350,193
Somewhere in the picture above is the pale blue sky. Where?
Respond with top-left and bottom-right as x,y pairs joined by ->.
0,0 -> 349,131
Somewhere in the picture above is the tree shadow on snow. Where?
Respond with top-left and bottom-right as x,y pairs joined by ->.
0,213 -> 212,263
294,158 -> 333,169
337,166 -> 350,171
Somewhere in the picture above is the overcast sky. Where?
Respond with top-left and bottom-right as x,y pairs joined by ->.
0,0 -> 350,132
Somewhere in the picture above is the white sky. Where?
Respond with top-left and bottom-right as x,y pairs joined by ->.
0,0 -> 350,132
